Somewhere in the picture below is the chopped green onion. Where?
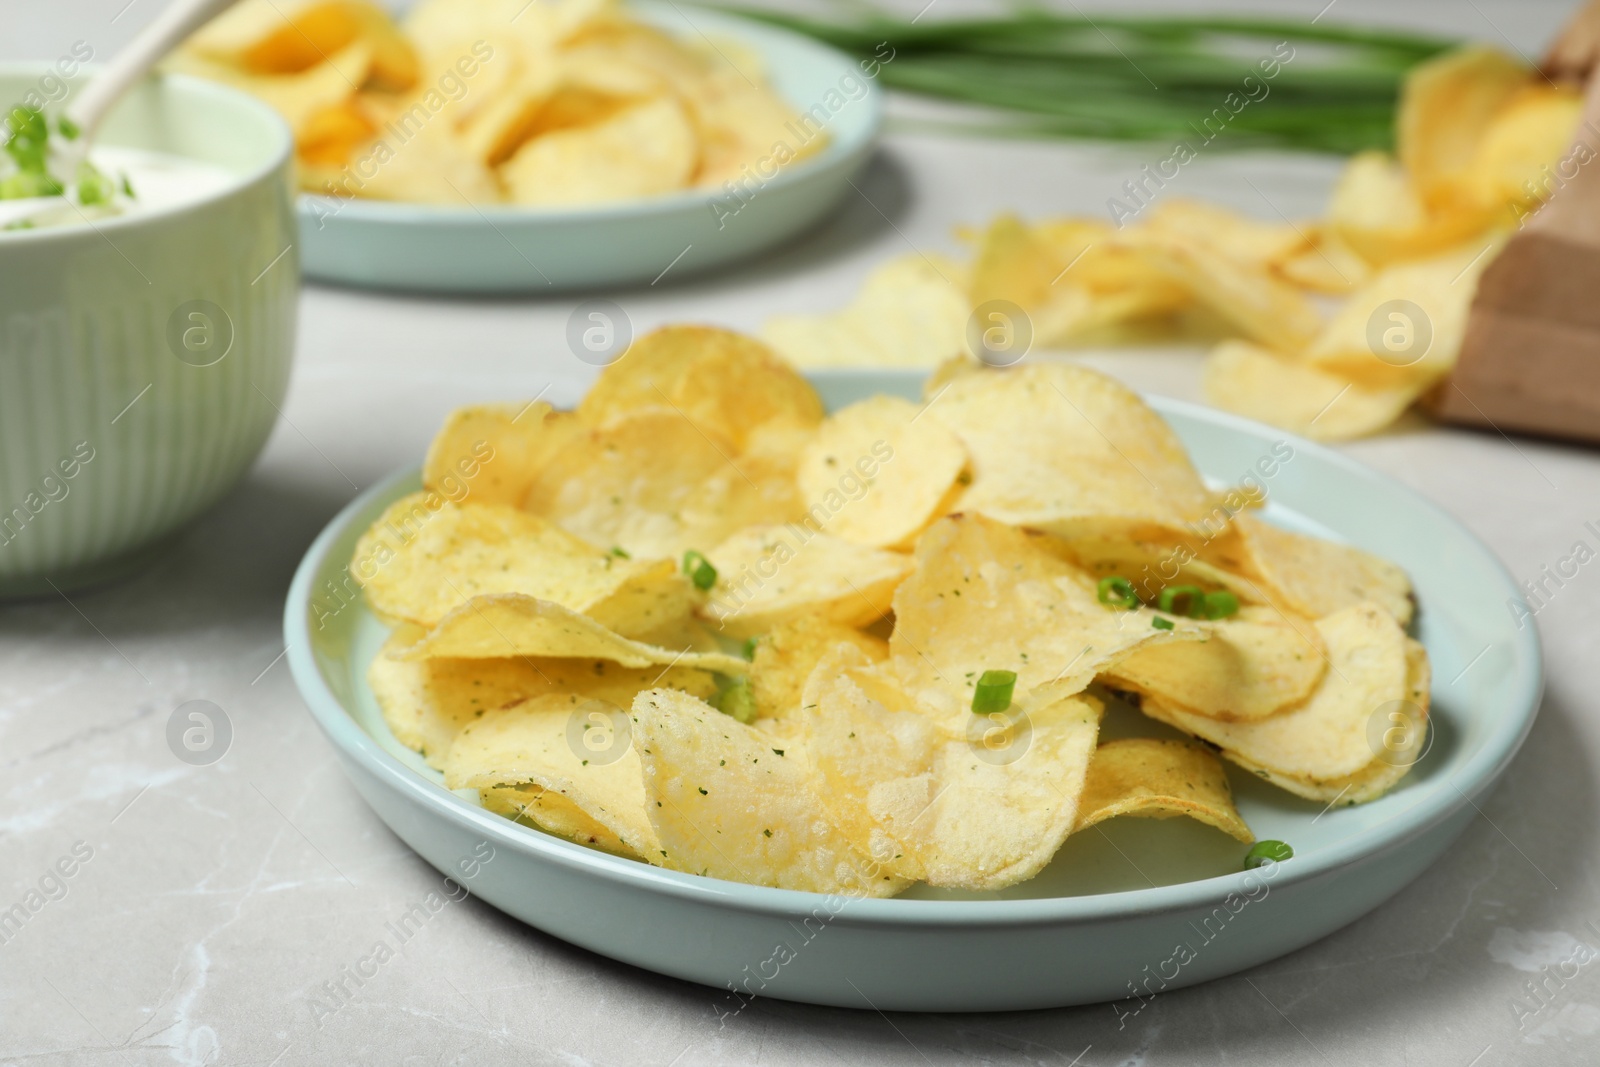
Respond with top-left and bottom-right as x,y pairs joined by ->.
1151,616 -> 1175,631
1158,584 -> 1206,617
741,636 -> 759,660
0,170 -> 62,199
682,549 -> 717,590
609,545 -> 629,558
4,105 -> 51,174
1244,839 -> 1293,868
1202,590 -> 1240,619
711,676 -> 756,723
57,115 -> 80,141
76,161 -> 113,206
1097,575 -> 1138,608
119,171 -> 135,199
971,669 -> 1017,713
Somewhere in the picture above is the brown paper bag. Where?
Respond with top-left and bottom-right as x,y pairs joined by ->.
1428,8 -> 1600,441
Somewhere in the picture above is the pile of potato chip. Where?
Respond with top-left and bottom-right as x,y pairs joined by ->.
763,44 -> 1583,441
356,326 -> 1428,896
171,0 -> 817,205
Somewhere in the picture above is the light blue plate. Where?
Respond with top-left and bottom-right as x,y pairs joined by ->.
284,371 -> 1541,1011
296,4 -> 882,293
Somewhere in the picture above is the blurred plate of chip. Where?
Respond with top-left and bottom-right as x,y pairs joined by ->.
293,2 -> 881,292
285,368 -> 1539,1010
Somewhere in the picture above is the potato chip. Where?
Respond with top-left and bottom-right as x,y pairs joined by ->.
185,0 -> 369,75
343,103 -> 503,204
443,695 -> 660,859
298,100 -> 379,167
398,593 -> 747,673
352,331 -> 1441,894
567,20 -> 819,189
1271,226 -> 1371,294
166,38 -> 374,138
631,687 -> 906,894
747,616 -> 888,723
702,524 -> 914,638
761,257 -> 971,369
405,0 -> 613,68
453,57 -> 564,168
1209,513 -> 1415,626
1034,218 -> 1192,325
795,395 -> 967,548
911,692 -> 1103,887
575,21 -> 714,93
693,65 -> 825,187
577,326 -> 824,450
1301,237 -> 1506,388
966,215 -> 1189,346
357,11 -> 421,91
1328,151 -> 1423,240
502,95 -> 696,206
968,214 -> 1089,343
532,82 -> 641,136
561,27 -> 700,102
480,784 -> 633,856
1043,531 -> 1265,612
1029,216 -> 1108,262
1203,340 -> 1422,442
1115,228 -> 1322,353
352,493 -> 694,636
524,407 -> 801,560
1143,200 -> 1306,269
922,355 -> 983,399
1141,602 -> 1414,790
370,624 -> 715,766
1103,605 -> 1327,722
209,0 -> 416,91
793,652 -> 935,883
177,0 -> 807,206
1326,151 -> 1492,266
1466,84 -> 1584,210
626,612 -> 729,660
1398,45 -> 1531,207
891,515 -> 1203,728
370,622 -> 520,760
421,401 -> 577,507
799,647 -> 1104,890
926,363 -> 1217,541
699,420 -> 812,525
1225,636 -> 1430,803
1074,738 -> 1253,842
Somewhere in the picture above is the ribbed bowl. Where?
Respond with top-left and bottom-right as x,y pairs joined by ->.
0,68 -> 297,595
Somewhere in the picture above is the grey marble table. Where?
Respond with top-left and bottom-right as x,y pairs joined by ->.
4,1 -> 1598,1064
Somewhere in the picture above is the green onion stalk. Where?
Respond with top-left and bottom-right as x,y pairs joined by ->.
715,8 -> 1457,153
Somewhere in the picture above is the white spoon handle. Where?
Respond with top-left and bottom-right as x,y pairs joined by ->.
64,0 -> 242,141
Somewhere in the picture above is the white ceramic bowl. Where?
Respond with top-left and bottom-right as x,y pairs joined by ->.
0,68 -> 296,596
